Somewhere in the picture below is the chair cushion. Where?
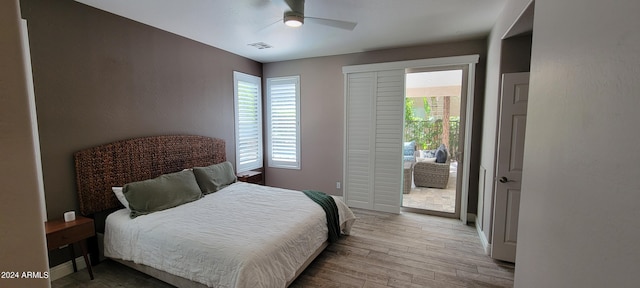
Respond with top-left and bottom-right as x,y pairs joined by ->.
435,144 -> 448,163
403,141 -> 416,156
417,157 -> 436,163
420,149 -> 437,158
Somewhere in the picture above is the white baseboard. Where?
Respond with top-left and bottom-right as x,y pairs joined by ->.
49,256 -> 88,281
476,221 -> 491,256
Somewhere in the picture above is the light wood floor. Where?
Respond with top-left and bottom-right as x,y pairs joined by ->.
53,209 -> 514,288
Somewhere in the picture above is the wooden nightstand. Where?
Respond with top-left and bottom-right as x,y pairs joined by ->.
237,170 -> 264,185
45,215 -> 95,280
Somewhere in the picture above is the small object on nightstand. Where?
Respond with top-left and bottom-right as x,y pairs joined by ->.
63,211 -> 76,222
237,170 -> 264,185
45,215 -> 95,280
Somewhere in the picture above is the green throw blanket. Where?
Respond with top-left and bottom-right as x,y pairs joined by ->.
302,190 -> 341,243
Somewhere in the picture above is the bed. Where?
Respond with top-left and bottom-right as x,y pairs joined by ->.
74,135 -> 356,287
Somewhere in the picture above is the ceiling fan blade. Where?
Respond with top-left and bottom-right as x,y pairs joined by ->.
305,16 -> 357,31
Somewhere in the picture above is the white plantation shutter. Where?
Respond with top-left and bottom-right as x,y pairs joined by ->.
344,70 -> 404,213
266,76 -> 300,169
234,71 -> 262,172
344,72 -> 375,209
372,70 -> 404,213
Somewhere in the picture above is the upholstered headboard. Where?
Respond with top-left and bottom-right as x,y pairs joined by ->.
74,135 -> 226,215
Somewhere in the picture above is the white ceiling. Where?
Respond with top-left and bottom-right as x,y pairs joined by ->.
75,0 -> 507,63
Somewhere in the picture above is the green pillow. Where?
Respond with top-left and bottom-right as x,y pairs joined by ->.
124,170 -> 203,218
192,161 -> 237,194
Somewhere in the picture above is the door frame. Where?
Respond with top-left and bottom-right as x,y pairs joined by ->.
343,55 -> 478,223
403,65 -> 471,219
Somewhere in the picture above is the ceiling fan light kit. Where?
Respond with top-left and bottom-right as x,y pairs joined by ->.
281,0 -> 357,31
284,11 -> 304,27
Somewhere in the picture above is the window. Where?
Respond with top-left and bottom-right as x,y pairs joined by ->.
266,76 -> 300,169
233,71 -> 262,173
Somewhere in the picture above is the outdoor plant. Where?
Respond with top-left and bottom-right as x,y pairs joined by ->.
404,98 -> 459,154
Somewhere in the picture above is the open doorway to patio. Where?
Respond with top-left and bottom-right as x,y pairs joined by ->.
403,68 -> 464,216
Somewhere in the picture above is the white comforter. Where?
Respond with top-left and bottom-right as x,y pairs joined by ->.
104,182 -> 356,288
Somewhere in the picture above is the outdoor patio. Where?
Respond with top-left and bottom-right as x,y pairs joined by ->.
403,161 -> 457,213
403,77 -> 461,214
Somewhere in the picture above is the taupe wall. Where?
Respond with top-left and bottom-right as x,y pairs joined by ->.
0,1 -> 49,287
263,39 -> 487,215
21,0 -> 261,223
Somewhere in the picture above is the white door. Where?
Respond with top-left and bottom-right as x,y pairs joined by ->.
491,72 -> 529,262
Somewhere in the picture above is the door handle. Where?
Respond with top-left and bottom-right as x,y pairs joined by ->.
499,176 -> 510,183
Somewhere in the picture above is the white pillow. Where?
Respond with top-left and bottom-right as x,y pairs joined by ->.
112,187 -> 130,210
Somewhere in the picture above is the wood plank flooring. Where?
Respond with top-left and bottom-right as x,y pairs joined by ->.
52,209 -> 514,288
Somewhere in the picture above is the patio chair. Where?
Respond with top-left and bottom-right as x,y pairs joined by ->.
413,145 -> 450,189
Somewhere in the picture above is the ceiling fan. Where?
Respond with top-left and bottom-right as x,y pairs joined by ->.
281,0 -> 357,30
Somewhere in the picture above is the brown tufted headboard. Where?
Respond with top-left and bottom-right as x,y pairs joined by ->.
74,135 -> 226,215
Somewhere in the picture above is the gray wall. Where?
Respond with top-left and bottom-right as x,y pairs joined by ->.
515,0 -> 640,286
263,39 -> 487,215
0,0 -> 49,287
20,0 -> 261,261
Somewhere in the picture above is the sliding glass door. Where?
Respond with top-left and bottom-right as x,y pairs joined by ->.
402,66 -> 469,218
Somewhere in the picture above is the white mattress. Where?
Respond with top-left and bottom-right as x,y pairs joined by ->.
104,182 -> 356,288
